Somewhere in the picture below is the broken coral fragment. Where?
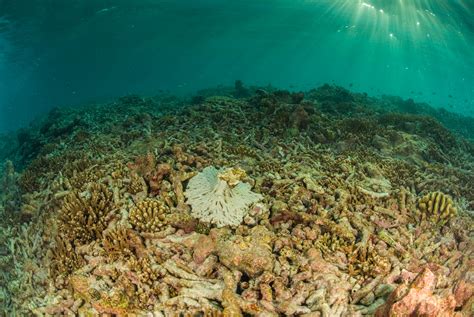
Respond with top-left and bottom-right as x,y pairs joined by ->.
216,226 -> 274,277
185,166 -> 262,227
375,268 -> 457,317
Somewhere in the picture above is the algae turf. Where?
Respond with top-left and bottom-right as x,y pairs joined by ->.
0,84 -> 473,316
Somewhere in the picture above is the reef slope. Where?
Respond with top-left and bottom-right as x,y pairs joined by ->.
0,84 -> 473,316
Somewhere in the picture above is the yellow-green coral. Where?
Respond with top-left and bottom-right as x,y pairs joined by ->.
346,243 -> 390,279
128,255 -> 165,286
218,167 -> 247,186
226,145 -> 259,159
129,199 -> 170,232
417,191 -> 457,226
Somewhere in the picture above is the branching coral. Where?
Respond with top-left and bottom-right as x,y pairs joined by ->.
102,227 -> 144,260
18,169 -> 40,194
128,199 -> 170,232
128,255 -> 166,287
225,144 -> 259,159
185,166 -> 263,227
58,183 -> 114,245
417,191 -> 457,226
67,165 -> 105,191
51,237 -> 83,276
126,172 -> 147,195
346,240 -> 391,279
1,160 -> 21,218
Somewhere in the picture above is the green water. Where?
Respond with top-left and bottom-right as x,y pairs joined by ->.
0,0 -> 473,131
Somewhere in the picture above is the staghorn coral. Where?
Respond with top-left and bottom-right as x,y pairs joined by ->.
185,166 -> 263,227
18,169 -> 40,194
346,240 -> 391,279
58,183 -> 115,245
417,191 -> 457,227
258,160 -> 281,173
128,254 -> 166,287
128,199 -> 171,232
1,160 -> 21,218
126,172 -> 147,195
102,226 -> 144,260
19,192 -> 43,221
68,166 -> 105,191
51,237 -> 83,276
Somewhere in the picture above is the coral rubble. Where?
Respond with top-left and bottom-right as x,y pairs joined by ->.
0,84 -> 472,316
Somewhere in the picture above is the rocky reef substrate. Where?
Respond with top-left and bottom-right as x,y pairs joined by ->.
0,84 -> 473,316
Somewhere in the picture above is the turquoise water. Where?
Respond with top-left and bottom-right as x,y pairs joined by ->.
1,2 -> 474,315
0,0 -> 473,131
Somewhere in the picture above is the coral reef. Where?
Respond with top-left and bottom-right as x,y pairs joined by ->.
185,166 -> 263,227
0,84 -> 472,316
416,191 -> 457,227
58,183 -> 115,245
129,199 -> 171,232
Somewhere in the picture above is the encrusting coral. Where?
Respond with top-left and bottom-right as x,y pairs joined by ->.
185,166 -> 263,227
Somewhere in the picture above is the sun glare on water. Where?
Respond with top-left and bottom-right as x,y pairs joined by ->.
322,0 -> 471,46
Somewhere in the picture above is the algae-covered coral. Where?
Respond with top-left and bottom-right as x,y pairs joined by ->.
0,84 -> 473,316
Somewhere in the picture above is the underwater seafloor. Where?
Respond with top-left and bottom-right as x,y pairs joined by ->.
0,83 -> 473,316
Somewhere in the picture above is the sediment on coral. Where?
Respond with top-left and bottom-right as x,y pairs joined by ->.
0,84 -> 472,316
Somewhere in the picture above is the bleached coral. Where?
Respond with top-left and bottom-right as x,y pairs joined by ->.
185,166 -> 262,227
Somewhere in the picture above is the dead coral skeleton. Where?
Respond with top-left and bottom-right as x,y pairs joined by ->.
185,166 -> 263,227
2,88 -> 473,316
